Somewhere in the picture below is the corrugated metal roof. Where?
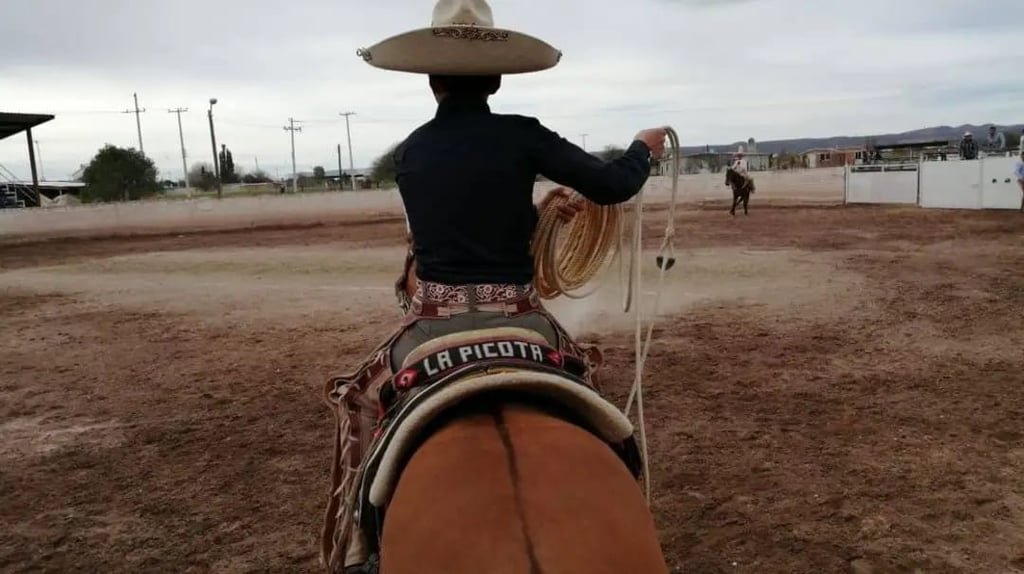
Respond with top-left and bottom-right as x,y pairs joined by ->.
3,180 -> 86,188
0,112 -> 55,141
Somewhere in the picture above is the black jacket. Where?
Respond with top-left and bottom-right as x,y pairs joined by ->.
394,95 -> 652,285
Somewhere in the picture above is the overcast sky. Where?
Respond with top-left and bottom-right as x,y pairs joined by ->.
2,0 -> 1020,181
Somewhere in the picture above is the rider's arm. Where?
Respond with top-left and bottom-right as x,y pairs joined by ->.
525,119 -> 652,206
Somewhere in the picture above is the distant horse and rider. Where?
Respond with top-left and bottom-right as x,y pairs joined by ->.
724,150 -> 755,216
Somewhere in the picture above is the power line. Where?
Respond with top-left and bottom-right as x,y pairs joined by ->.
219,119 -> 285,130
168,108 -> 189,190
208,98 -> 222,198
340,112 -> 356,188
122,92 -> 147,155
47,109 -> 123,115
283,118 -> 303,193
342,142 -> 350,190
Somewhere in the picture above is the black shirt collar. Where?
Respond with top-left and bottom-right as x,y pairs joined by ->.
435,95 -> 491,118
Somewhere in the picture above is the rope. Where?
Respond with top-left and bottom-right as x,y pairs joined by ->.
532,194 -> 623,299
532,128 -> 682,504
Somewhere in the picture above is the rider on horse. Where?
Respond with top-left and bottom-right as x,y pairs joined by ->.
730,149 -> 748,177
728,149 -> 755,192
322,0 -> 667,571
733,150 -> 749,171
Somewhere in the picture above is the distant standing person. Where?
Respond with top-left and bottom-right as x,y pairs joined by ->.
959,132 -> 978,160
985,125 -> 1007,153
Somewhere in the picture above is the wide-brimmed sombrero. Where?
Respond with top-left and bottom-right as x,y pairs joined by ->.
356,0 -> 562,75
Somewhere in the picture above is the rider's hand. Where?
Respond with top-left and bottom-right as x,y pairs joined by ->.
538,187 -> 582,223
634,128 -> 667,159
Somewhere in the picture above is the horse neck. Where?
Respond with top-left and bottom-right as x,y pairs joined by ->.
378,394 -> 669,574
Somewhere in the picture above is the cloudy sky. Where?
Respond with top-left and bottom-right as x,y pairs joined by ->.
2,0 -> 1020,181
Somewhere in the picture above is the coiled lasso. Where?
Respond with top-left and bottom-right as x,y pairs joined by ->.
531,127 -> 682,504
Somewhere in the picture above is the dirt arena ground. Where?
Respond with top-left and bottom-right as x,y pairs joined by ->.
1,202 -> 1023,573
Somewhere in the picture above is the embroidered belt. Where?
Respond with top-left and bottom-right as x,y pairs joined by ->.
410,279 -> 541,318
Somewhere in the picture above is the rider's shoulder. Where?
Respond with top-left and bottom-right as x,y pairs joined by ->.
493,112 -> 544,129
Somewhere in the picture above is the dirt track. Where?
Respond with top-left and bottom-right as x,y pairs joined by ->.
2,204 -> 1024,573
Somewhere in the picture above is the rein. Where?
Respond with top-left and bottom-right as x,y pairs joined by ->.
532,127 -> 682,503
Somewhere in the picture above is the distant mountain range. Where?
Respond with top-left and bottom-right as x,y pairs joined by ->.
682,124 -> 1024,155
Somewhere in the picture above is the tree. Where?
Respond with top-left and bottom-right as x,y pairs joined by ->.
188,162 -> 219,191
81,144 -> 160,202
219,145 -> 238,184
1006,131 -> 1021,151
313,166 -> 326,183
242,170 -> 273,184
594,145 -> 626,162
706,153 -> 723,173
682,159 -> 701,175
371,142 -> 401,185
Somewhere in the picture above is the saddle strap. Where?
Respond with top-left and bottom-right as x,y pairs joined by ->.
321,324 -> 411,572
320,404 -> 355,572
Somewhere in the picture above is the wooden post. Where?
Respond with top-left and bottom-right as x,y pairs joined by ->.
26,127 -> 40,207
342,143 -> 350,190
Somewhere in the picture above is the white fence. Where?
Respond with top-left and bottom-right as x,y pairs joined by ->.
919,157 -> 1020,210
845,156 -> 1021,210
1,172 -> 847,240
0,189 -> 404,239
844,164 -> 919,205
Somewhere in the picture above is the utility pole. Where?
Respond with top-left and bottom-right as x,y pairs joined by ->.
34,140 -> 44,181
581,133 -> 588,151
168,107 -> 189,191
339,112 -> 355,189
337,144 -> 344,191
122,92 -> 147,155
283,117 -> 302,193
207,98 -> 221,198
255,156 -> 261,173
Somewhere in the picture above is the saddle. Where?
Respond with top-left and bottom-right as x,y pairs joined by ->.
358,327 -> 642,563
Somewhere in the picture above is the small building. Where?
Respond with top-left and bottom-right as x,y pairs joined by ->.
873,140 -> 951,163
1,180 -> 86,203
660,150 -> 771,175
323,168 -> 373,187
802,147 -> 869,168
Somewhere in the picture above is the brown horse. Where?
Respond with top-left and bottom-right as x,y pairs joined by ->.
344,257 -> 667,568
346,254 -> 669,573
377,393 -> 670,574
724,167 -> 754,216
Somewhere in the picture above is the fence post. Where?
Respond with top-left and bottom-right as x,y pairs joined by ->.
916,156 -> 923,207
977,158 -> 985,210
843,165 -> 849,204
